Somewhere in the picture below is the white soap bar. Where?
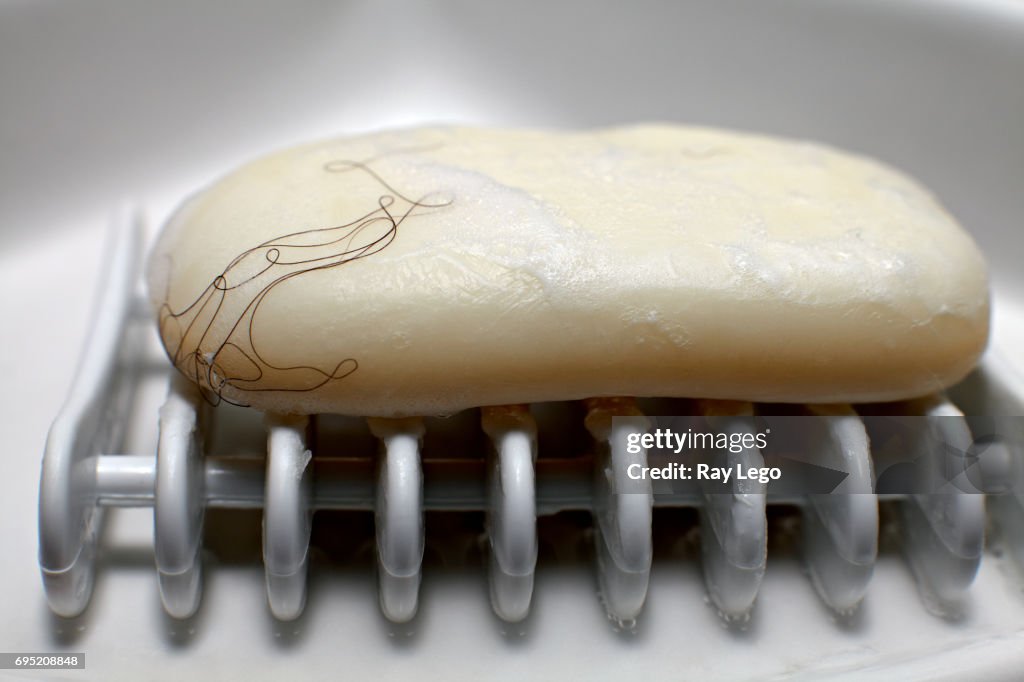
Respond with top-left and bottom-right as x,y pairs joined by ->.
147,125 -> 989,416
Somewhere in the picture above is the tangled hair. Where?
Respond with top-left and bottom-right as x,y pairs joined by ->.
157,152 -> 452,406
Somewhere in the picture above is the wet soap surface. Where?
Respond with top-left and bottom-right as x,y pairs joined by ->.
148,125 -> 990,416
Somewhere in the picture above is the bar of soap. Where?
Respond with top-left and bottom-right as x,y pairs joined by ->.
147,125 -> 989,416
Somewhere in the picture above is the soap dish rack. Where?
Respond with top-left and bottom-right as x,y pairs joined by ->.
38,209 -> 1024,627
